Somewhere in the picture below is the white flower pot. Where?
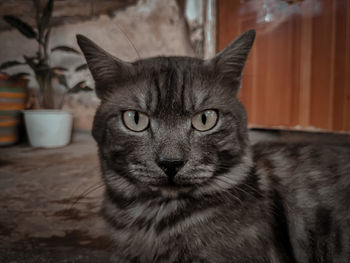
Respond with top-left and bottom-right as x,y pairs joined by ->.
23,110 -> 73,148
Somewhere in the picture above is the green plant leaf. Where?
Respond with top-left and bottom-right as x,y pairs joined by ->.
8,72 -> 30,81
69,81 -> 85,92
51,46 -> 81,55
75,63 -> 88,72
68,81 -> 93,93
3,15 -> 37,39
82,86 -> 93,92
40,0 -> 54,37
44,29 -> 51,48
0,60 -> 24,70
23,56 -> 39,71
54,73 -> 69,90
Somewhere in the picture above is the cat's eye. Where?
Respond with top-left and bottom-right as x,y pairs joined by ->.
123,110 -> 149,132
192,110 -> 218,131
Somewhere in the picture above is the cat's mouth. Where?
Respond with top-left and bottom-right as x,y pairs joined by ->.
149,185 -> 192,198
146,172 -> 212,198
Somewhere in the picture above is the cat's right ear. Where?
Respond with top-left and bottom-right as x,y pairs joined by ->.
204,29 -> 255,96
76,34 -> 133,99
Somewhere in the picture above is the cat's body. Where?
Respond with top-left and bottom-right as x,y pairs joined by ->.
77,30 -> 350,262
101,142 -> 350,263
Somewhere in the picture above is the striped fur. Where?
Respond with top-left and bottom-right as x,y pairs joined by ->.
78,30 -> 350,262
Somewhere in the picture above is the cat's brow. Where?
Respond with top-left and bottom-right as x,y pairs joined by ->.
195,94 -> 211,111
105,94 -> 146,112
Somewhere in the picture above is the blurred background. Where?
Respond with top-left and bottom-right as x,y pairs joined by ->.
221,0 -> 350,133
0,0 -> 349,262
1,0 -> 349,134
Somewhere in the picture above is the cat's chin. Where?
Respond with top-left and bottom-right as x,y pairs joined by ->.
149,185 -> 192,198
147,176 -> 212,198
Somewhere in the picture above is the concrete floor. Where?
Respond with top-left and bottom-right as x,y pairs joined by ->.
0,129 -> 349,262
0,133 -> 111,263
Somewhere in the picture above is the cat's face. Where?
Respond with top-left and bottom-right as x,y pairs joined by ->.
77,30 -> 255,193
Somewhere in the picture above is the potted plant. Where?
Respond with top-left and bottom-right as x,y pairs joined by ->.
0,0 -> 91,148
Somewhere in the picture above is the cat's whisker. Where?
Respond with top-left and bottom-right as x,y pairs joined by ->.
65,165 -> 103,207
195,176 -> 244,205
213,175 -> 260,202
69,182 -> 105,209
211,182 -> 244,205
68,165 -> 101,195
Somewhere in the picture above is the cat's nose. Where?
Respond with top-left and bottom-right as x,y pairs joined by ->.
157,159 -> 185,180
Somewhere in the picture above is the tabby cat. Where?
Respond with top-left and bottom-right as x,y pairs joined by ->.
77,30 -> 350,263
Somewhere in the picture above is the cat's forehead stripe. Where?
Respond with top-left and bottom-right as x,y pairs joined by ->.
136,57 -> 218,117
147,60 -> 189,116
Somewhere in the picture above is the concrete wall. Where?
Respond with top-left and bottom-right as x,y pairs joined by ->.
0,0 -> 195,131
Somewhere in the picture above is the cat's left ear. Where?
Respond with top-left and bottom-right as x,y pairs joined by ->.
205,29 -> 255,95
76,34 -> 133,99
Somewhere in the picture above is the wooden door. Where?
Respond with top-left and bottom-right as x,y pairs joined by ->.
217,0 -> 350,133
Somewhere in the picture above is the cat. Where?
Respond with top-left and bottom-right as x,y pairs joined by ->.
77,30 -> 350,263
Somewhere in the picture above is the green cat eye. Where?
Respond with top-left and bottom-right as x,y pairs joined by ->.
123,110 -> 149,132
192,110 -> 218,131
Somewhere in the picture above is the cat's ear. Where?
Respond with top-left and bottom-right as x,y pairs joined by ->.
205,29 -> 255,95
76,34 -> 133,99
